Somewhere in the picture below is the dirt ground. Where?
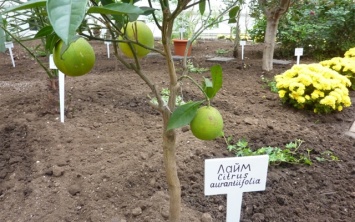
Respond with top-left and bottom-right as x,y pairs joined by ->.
0,39 -> 354,222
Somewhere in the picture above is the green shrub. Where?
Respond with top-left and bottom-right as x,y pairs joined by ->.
275,64 -> 351,113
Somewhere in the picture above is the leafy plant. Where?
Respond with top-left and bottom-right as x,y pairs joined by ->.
150,88 -> 186,107
187,60 -> 209,74
227,138 -> 312,165
260,75 -> 278,93
275,64 -> 352,113
215,48 -> 230,55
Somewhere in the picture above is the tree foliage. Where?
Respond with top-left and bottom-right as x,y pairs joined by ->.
250,0 -> 355,60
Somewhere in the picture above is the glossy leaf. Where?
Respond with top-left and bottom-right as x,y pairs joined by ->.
199,0 -> 206,16
35,26 -> 53,38
167,101 -> 204,131
47,0 -> 88,45
203,78 -> 215,99
0,15 -> 5,53
4,0 -> 46,13
211,64 -> 223,96
45,32 -> 61,52
87,3 -> 144,16
100,0 -> 115,5
228,5 -> 240,24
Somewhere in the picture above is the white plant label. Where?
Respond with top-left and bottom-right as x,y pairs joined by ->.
294,48 -> 304,56
240,41 -> 246,60
205,155 -> 269,222
295,48 -> 304,65
49,54 -> 57,69
49,54 -> 65,123
5,41 -> 15,67
5,41 -> 14,48
104,41 -> 111,58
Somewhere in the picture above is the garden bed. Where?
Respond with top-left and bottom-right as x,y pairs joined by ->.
0,40 -> 354,221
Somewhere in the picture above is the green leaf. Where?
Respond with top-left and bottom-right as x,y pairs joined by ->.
199,0 -> 206,16
140,6 -> 156,16
47,0 -> 88,45
167,101 -> 204,131
45,33 -> 60,52
100,0 -> 115,6
87,3 -> 144,16
35,26 -> 54,38
228,6 -> 240,24
4,0 -> 47,13
203,78 -> 215,99
211,64 -> 223,96
0,15 -> 5,53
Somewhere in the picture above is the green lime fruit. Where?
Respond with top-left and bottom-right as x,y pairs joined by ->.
118,21 -> 154,58
53,37 -> 95,77
190,106 -> 224,140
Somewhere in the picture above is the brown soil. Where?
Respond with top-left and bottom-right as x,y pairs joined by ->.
1,39 -> 354,222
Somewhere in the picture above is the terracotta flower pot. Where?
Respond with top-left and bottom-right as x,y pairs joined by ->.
173,39 -> 192,56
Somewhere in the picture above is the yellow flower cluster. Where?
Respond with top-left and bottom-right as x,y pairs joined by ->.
275,64 -> 352,113
320,57 -> 355,75
344,47 -> 355,59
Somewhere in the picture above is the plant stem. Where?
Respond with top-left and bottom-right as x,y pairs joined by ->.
1,25 -> 54,78
179,75 -> 210,106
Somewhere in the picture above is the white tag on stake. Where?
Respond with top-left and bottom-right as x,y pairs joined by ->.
49,54 -> 65,123
295,48 -> 304,65
240,41 -> 246,60
205,155 -> 269,222
5,41 -> 15,67
104,41 -> 111,58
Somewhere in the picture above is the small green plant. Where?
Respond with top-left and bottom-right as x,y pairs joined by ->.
275,64 -> 352,113
315,150 -> 339,162
226,137 -> 340,165
227,138 -> 312,165
187,60 -> 209,74
260,75 -> 278,93
215,48 -> 229,55
149,88 -> 186,107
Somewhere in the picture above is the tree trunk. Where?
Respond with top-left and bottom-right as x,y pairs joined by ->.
233,22 -> 240,58
260,0 -> 291,71
162,123 -> 181,222
262,18 -> 279,71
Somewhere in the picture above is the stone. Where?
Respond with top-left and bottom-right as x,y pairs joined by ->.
201,212 -> 213,222
68,184 -> 81,196
52,165 -> 64,177
131,207 -> 142,216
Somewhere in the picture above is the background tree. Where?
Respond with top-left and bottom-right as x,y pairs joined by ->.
249,0 -> 355,61
251,0 -> 291,71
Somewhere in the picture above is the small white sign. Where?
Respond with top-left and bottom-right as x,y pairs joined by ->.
5,41 -> 14,48
205,155 -> 269,222
294,48 -> 303,56
179,28 -> 186,33
104,41 -> 111,45
5,41 -> 15,67
239,41 -> 246,46
49,54 -> 57,69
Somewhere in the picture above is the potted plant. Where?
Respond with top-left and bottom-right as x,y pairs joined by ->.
172,10 -> 198,56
